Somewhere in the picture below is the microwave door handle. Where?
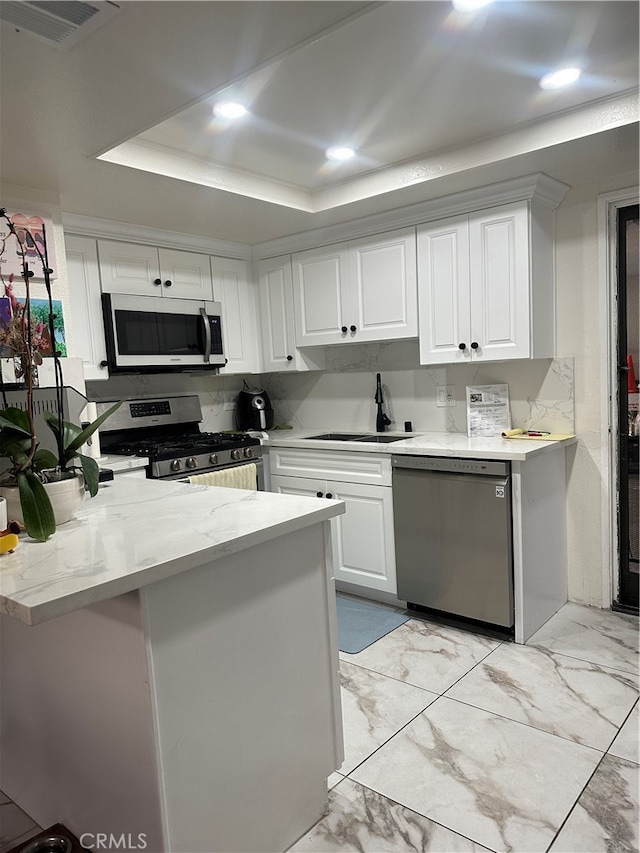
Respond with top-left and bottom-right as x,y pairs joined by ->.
200,307 -> 211,363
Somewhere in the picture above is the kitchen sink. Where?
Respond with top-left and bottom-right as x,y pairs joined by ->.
355,435 -> 406,443
305,433 -> 370,441
304,433 -> 406,443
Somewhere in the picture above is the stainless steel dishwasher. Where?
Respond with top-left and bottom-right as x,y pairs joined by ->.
392,455 -> 514,630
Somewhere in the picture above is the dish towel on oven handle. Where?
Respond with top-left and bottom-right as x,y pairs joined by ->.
188,462 -> 257,489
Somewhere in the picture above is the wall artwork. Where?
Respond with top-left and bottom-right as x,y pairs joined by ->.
0,210 -> 58,280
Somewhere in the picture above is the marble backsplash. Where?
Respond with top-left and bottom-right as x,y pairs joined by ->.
260,341 -> 575,435
86,341 -> 575,437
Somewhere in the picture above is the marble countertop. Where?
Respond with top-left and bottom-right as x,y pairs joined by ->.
262,429 -> 577,461
0,478 -> 344,627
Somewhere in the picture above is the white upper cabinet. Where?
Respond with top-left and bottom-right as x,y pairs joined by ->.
257,255 -> 325,373
210,256 -> 261,375
97,240 -> 214,300
348,229 -> 418,343
292,228 -> 417,347
65,235 -> 109,380
417,201 -> 554,364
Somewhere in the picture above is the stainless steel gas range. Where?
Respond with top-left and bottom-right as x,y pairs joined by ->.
97,395 -> 263,487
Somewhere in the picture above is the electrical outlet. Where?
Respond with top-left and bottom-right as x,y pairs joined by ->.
436,385 -> 456,407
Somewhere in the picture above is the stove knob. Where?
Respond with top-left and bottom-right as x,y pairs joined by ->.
209,453 -> 219,465
243,447 -> 254,458
231,449 -> 241,461
170,459 -> 182,472
186,457 -> 198,469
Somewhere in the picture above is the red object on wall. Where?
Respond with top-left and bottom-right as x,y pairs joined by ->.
628,354 -> 638,392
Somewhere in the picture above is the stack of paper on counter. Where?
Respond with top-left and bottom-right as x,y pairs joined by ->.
502,428 -> 576,440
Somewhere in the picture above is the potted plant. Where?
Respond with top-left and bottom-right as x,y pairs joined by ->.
0,207 -> 122,541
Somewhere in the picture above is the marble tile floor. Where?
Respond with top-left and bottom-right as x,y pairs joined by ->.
1,602 -> 637,853
289,601 -> 639,853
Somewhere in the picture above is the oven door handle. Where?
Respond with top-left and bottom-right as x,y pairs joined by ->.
200,307 -> 212,363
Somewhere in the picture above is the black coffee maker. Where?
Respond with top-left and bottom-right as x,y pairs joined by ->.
235,382 -> 274,431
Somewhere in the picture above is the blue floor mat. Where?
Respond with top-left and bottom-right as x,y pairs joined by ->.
336,593 -> 409,654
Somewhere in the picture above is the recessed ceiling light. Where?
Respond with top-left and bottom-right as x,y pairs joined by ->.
452,0 -> 493,12
213,102 -> 247,120
539,67 -> 581,90
325,145 -> 356,161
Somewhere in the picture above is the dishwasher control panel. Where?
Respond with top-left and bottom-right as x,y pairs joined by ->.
391,455 -> 510,477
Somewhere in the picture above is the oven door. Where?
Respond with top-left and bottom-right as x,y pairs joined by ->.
102,293 -> 225,372
175,459 -> 265,490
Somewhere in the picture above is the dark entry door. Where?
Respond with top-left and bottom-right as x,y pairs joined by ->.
616,204 -> 639,611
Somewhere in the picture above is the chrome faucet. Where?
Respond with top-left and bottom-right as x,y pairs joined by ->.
375,373 -> 391,432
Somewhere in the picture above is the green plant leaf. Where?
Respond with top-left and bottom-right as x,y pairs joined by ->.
0,434 -> 31,462
76,454 -> 100,497
0,407 -> 31,435
45,400 -> 124,461
17,470 -> 56,541
32,448 -> 59,471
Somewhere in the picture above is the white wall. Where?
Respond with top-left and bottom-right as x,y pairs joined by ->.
555,171 -> 638,606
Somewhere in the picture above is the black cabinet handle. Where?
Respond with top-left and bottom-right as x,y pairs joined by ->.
316,491 -> 324,498
164,280 -> 172,287
99,360 -> 108,368
341,326 -> 348,333
153,278 -> 162,286
350,325 -> 356,332
458,343 -> 467,351
471,341 -> 479,350
286,355 -> 293,362
326,493 -> 333,499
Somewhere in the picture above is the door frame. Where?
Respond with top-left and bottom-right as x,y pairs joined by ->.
598,187 -> 639,607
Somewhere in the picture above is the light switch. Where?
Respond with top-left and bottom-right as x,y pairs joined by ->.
436,385 -> 456,407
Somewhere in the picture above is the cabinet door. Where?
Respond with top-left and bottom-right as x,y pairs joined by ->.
65,235 -> 109,380
270,474 -> 328,499
417,216 -> 471,365
469,202 -> 530,361
269,474 -> 396,594
97,240 -> 161,294
211,257 -> 260,374
292,243 -> 351,346
330,481 -> 396,594
349,228 -> 417,343
258,256 -> 297,372
159,248 -> 213,300
258,256 -> 326,373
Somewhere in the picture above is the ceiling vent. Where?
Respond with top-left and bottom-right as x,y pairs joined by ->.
0,1 -> 119,48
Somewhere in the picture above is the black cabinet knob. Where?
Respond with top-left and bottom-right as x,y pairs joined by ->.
458,343 -> 467,351
326,493 -> 333,499
350,325 -> 356,332
153,278 -> 162,286
164,280 -> 172,287
341,326 -> 348,333
286,355 -> 293,362
99,360 -> 108,368
316,491 -> 324,498
471,341 -> 479,350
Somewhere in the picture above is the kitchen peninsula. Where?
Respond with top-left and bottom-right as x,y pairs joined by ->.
0,478 -> 345,853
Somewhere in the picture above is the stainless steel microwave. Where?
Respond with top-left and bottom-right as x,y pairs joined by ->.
102,293 -> 225,373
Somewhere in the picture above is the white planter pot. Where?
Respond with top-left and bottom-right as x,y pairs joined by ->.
0,474 -> 86,527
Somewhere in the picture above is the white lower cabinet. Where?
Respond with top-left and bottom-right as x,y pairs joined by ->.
269,448 -> 396,594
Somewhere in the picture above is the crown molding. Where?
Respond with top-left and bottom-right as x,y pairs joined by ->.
251,172 -> 570,259
61,212 -> 252,260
